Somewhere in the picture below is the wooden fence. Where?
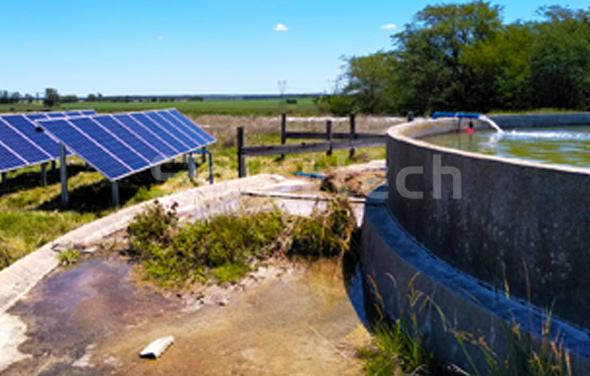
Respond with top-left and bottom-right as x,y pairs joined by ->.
237,113 -> 386,177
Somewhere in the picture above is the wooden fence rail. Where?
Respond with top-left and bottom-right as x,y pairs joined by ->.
237,113 -> 386,177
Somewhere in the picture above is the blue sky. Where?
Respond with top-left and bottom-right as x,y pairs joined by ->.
0,0 -> 588,96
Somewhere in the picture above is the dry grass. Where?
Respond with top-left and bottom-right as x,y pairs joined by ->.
189,114 -> 401,181
190,114 -> 404,148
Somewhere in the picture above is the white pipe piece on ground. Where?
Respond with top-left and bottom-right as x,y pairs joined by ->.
139,336 -> 175,359
241,190 -> 367,204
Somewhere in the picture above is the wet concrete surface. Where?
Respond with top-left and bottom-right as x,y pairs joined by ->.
4,258 -> 368,376
5,258 -> 182,375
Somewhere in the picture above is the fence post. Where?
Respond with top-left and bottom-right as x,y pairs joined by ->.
349,113 -> 356,159
237,127 -> 247,178
280,113 -> 286,159
326,120 -> 333,157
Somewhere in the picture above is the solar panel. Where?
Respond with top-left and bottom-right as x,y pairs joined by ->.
93,115 -> 166,164
155,110 -> 206,145
25,113 -> 49,120
0,141 -> 27,171
2,115 -> 61,158
168,109 -> 215,144
24,110 -> 97,120
129,113 -> 189,153
35,109 -> 215,181
112,114 -> 178,158
37,118 -> 132,180
144,112 -> 200,149
0,118 -> 51,164
66,117 -> 150,171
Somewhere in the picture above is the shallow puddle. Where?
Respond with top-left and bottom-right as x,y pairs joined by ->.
4,258 -> 368,376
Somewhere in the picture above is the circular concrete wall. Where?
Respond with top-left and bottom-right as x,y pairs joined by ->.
385,114 -> 590,329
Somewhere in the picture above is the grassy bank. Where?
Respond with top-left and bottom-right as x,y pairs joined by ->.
126,196 -> 356,286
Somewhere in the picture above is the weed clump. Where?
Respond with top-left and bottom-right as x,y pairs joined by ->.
57,248 -> 80,266
126,197 -> 356,286
290,196 -> 357,257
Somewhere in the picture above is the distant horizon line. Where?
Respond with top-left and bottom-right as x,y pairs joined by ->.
15,92 -> 327,100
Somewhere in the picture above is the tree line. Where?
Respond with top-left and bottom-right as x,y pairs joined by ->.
319,2 -> 590,115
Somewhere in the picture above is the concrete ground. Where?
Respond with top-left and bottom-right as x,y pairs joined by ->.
0,174 -> 372,375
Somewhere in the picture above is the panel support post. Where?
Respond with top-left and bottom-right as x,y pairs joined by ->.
207,150 -> 214,184
59,143 -> 68,207
349,113 -> 356,159
52,160 -> 57,177
1,172 -> 6,185
326,120 -> 333,157
111,181 -> 120,207
182,154 -> 188,166
237,127 -> 246,178
280,113 -> 287,159
188,153 -> 196,179
40,162 -> 47,187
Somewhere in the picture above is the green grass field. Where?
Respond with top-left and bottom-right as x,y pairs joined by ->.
0,97 -> 321,117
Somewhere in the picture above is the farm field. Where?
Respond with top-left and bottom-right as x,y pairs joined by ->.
0,97 -> 321,117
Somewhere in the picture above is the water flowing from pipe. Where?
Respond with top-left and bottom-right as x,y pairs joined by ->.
479,115 -> 504,133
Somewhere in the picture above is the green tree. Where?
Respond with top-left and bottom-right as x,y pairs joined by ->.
44,88 -> 60,107
340,52 -> 397,114
393,1 -> 504,113
61,94 -> 78,103
529,6 -> 590,109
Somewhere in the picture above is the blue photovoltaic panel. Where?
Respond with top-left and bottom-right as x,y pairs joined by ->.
35,109 -> 215,181
112,114 -> 178,158
47,112 -> 66,119
93,115 -> 165,164
130,113 -> 189,153
68,117 -> 149,171
65,111 -> 83,117
0,142 -> 26,171
155,110 -> 208,145
144,112 -> 199,149
25,113 -> 48,120
168,109 -> 216,144
81,110 -> 97,116
3,115 -> 62,158
0,119 -> 50,164
37,118 -> 131,180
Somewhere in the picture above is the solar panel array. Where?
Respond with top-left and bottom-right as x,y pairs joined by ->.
0,110 -> 97,173
37,109 -> 215,181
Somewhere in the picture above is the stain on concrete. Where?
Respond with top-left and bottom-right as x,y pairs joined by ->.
3,258 -> 368,376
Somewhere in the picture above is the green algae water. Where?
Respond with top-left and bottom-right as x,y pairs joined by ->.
423,126 -> 590,169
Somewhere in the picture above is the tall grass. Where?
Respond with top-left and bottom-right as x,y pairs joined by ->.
0,210 -> 95,269
360,270 -> 575,376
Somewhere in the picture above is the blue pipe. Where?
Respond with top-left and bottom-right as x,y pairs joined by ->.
294,171 -> 327,179
432,111 -> 481,120
194,149 -> 214,184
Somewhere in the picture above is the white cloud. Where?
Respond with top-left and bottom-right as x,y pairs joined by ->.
274,23 -> 288,32
380,24 -> 397,30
